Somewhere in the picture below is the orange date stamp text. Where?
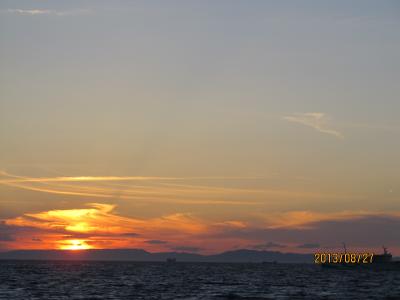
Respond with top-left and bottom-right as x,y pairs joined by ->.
314,253 -> 374,264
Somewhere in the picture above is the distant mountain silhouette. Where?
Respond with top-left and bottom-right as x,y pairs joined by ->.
0,249 -> 312,263
208,249 -> 312,263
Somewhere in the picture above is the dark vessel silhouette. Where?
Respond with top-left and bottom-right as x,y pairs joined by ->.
373,246 -> 393,264
321,245 -> 400,270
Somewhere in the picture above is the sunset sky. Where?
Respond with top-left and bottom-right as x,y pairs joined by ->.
1,1 -> 399,254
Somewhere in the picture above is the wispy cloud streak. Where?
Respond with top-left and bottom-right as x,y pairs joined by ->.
283,112 -> 344,139
0,171 -> 360,206
3,8 -> 92,16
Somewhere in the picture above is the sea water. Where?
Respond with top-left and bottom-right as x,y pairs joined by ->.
0,260 -> 399,299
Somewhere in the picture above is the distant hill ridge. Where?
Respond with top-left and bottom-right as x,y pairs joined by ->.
0,249 -> 313,263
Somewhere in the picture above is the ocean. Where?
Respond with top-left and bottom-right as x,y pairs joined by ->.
0,260 -> 399,299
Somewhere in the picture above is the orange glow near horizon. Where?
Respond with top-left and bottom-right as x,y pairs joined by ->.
3,202 -> 400,255
3,203 -> 213,251
58,239 -> 93,250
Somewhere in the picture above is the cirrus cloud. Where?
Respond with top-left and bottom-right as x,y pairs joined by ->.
2,8 -> 92,16
283,112 -> 344,139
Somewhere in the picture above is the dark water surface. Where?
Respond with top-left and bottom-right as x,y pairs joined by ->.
0,260 -> 399,299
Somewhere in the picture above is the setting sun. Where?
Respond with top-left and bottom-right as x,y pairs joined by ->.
59,239 -> 92,251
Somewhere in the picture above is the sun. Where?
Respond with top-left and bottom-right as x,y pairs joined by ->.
59,239 -> 92,250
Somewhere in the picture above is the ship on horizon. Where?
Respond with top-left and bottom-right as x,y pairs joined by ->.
321,245 -> 400,270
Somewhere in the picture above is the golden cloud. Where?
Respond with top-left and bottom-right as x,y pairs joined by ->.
4,201 -> 399,253
2,202 -> 251,251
